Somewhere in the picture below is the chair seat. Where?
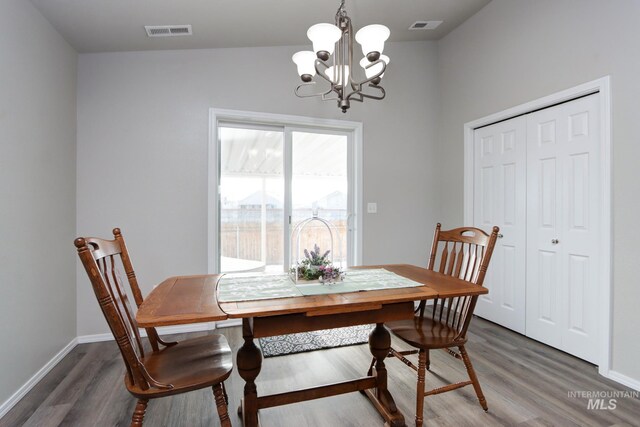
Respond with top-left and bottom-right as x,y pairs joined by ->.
387,316 -> 467,350
126,334 -> 233,398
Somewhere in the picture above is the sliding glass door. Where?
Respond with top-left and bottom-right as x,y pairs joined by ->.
216,121 -> 355,273
291,130 -> 348,267
219,125 -> 284,272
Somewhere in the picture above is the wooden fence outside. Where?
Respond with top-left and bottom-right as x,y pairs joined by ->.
221,220 -> 347,265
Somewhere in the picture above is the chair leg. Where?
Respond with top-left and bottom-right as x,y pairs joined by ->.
221,381 -> 229,405
415,349 -> 428,427
213,383 -> 232,427
459,345 -> 488,411
130,399 -> 148,427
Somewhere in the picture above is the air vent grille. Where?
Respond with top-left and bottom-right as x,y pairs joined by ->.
145,25 -> 193,37
409,21 -> 443,30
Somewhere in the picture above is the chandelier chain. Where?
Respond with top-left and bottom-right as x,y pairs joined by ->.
336,0 -> 346,18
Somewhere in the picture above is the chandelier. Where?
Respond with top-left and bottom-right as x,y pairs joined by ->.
292,0 -> 390,113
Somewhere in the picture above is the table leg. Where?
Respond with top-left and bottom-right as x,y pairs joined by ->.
237,318 -> 262,427
366,323 -> 406,427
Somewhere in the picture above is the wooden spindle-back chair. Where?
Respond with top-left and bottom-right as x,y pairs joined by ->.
385,223 -> 499,427
75,228 -> 233,427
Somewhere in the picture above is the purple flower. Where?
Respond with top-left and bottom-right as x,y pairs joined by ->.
304,249 -> 310,260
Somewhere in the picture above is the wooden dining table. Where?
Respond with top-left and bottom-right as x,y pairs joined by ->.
136,264 -> 488,427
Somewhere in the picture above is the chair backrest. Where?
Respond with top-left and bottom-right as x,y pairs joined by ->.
419,223 -> 499,339
75,228 -> 168,392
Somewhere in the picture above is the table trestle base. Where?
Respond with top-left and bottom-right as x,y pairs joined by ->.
257,376 -> 377,409
363,388 -> 406,427
239,308 -> 411,427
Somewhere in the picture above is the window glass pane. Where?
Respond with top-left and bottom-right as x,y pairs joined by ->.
291,131 -> 348,267
219,127 -> 284,273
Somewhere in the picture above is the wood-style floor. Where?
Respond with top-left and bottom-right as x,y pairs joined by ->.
2,318 -> 639,427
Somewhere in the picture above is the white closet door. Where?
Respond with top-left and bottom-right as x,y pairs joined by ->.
473,116 -> 527,334
526,94 -> 600,363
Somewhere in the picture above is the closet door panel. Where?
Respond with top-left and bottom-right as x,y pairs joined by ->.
526,94 -> 600,363
560,95 -> 600,363
526,107 -> 563,347
474,117 -> 526,334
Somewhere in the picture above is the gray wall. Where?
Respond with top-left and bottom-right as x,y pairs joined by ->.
0,0 -> 77,405
76,41 -> 440,335
437,0 -> 640,380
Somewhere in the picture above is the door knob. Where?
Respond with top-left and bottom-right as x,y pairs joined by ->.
551,239 -> 559,244
497,233 -> 504,239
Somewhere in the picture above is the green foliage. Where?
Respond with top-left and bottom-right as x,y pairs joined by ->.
291,243 -> 343,281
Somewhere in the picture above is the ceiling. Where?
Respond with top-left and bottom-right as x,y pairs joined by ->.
30,0 -> 491,53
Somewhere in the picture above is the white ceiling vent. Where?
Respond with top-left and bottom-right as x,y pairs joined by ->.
145,25 -> 193,37
409,21 -> 443,30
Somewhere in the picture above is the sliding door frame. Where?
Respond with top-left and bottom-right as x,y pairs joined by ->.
208,108 -> 363,275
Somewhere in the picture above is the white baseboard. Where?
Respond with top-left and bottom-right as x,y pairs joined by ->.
76,322 -> 216,344
1,322 -> 219,420
605,370 -> 640,392
76,332 -> 113,344
0,338 -> 78,419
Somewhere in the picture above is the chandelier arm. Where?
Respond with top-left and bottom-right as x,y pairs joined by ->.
352,59 -> 387,86
314,59 -> 336,86
347,17 -> 358,93
309,58 -> 343,100
321,92 -> 340,101
294,82 -> 334,99
348,92 -> 364,103
359,84 -> 386,100
345,88 -> 361,101
346,58 -> 386,101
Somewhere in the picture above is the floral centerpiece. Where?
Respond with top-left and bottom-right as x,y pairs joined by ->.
290,244 -> 344,283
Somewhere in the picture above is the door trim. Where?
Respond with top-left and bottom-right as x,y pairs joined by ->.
463,76 -> 612,376
208,108 -> 364,274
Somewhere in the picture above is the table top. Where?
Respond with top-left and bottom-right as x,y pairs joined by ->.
136,264 -> 488,328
